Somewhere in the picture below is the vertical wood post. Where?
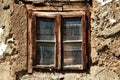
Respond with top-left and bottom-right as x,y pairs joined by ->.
56,15 -> 62,69
86,9 -> 91,69
82,15 -> 86,69
27,9 -> 33,73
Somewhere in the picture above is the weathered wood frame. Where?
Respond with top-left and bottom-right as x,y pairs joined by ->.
27,11 -> 88,73
32,14 -> 58,70
24,0 -> 92,6
61,15 -> 86,70
25,0 -> 88,3
28,9 -> 33,73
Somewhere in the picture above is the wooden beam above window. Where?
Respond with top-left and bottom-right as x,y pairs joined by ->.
26,4 -> 87,11
24,0 -> 86,2
23,0 -> 92,5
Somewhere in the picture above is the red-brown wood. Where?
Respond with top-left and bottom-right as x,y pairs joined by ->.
32,14 -> 58,69
56,15 -> 62,69
28,11 -> 89,72
32,15 -> 36,66
82,15 -> 86,69
0,0 -> 3,3
86,9 -> 91,67
27,9 -> 33,73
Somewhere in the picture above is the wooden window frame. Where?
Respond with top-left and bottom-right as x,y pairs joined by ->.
24,0 -> 92,4
25,0 -> 90,2
61,15 -> 86,70
27,11 -> 88,73
32,14 -> 59,70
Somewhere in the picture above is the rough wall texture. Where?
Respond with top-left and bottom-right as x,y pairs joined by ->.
0,0 -> 27,80
0,0 -> 120,80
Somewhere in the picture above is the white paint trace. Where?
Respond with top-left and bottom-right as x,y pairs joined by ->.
0,28 -> 7,55
0,43 -> 7,55
109,18 -> 117,24
0,28 -> 3,33
97,0 -> 112,6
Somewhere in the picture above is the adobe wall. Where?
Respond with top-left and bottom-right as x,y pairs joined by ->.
0,0 -> 120,80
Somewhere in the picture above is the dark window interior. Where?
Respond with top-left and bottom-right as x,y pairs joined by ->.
36,17 -> 56,66
63,18 -> 82,68
63,18 -> 82,40
36,17 -> 55,40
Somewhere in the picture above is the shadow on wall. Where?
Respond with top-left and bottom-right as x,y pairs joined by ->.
16,70 -> 27,80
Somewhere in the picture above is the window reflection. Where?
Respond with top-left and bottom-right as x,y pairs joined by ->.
36,43 -> 55,65
63,18 -> 82,40
36,17 -> 55,40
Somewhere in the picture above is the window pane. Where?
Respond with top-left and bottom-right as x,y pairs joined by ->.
63,18 -> 82,40
64,43 -> 82,67
36,17 -> 55,40
36,43 -> 55,65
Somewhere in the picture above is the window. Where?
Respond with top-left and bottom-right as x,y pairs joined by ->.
36,18 -> 55,66
28,11 -> 89,73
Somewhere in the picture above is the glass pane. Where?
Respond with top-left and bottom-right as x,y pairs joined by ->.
64,43 -> 82,67
36,43 -> 55,65
63,18 -> 82,40
36,17 -> 55,40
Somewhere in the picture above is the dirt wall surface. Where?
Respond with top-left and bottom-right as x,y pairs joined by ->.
0,0 -> 27,80
0,0 -> 120,80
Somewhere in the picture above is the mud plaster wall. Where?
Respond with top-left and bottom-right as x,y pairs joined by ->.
0,0 -> 120,80
0,0 -> 27,80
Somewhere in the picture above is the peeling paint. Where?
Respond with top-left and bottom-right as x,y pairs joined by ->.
0,28 -> 3,42
0,43 -> 7,55
109,18 -> 116,24
0,28 -> 3,33
97,0 -> 112,6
